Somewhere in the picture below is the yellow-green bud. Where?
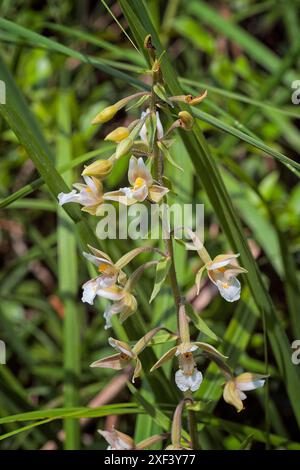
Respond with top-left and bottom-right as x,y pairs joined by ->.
178,111 -> 194,130
91,105 -> 118,124
82,159 -> 113,178
104,127 -> 130,143
115,137 -> 134,160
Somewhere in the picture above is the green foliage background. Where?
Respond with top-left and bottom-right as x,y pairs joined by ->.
0,0 -> 300,450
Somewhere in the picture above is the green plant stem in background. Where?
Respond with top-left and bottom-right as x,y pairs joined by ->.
57,80 -> 80,449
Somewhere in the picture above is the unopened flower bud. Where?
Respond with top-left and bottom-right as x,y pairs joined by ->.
92,105 -> 118,124
82,159 -> 113,178
104,127 -> 130,143
92,92 -> 148,125
115,136 -> 134,160
178,111 -> 194,130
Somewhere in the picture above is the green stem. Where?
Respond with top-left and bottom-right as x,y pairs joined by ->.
187,407 -> 199,450
57,81 -> 81,450
149,60 -> 198,449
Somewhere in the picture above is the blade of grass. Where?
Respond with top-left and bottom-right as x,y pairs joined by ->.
187,0 -> 296,83
0,19 -> 144,89
57,82 -> 81,449
0,146 -> 114,209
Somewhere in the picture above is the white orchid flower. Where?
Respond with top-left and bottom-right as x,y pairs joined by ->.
90,329 -> 162,382
81,245 -> 126,305
139,108 -> 164,143
58,176 -> 103,215
223,372 -> 267,412
104,156 -> 169,205
85,284 -> 136,329
103,287 -> 137,329
151,340 -> 225,393
90,337 -> 141,382
175,343 -> 202,392
195,253 -> 247,303
206,254 -> 247,302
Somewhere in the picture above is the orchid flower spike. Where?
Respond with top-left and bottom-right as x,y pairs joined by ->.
104,156 -> 169,205
223,372 -> 267,412
81,245 -> 126,305
139,108 -> 164,144
58,176 -> 103,215
90,328 -> 162,382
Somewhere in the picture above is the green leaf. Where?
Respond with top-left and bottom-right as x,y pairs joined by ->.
185,304 -> 220,342
158,142 -> 183,172
56,85 -> 81,450
149,257 -> 171,303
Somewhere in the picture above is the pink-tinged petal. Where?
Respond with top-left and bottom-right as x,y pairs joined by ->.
108,337 -> 134,358
128,156 -> 139,185
156,111 -> 164,139
90,353 -> 124,370
208,254 -> 240,270
83,175 -> 102,195
139,111 -> 149,143
78,188 -> 100,206
58,190 -> 81,206
87,245 -> 112,262
121,184 -> 148,202
82,251 -> 113,268
99,274 -> 117,288
98,429 -> 133,450
104,190 -> 137,206
216,277 -> 241,302
96,286 -> 124,301
137,157 -> 153,186
148,185 -> 169,203
238,390 -> 247,400
236,379 -> 265,392
139,110 -> 163,143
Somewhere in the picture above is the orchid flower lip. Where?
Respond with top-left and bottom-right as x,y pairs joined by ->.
175,368 -> 203,392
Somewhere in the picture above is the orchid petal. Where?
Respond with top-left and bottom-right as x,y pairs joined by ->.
175,369 -> 203,392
